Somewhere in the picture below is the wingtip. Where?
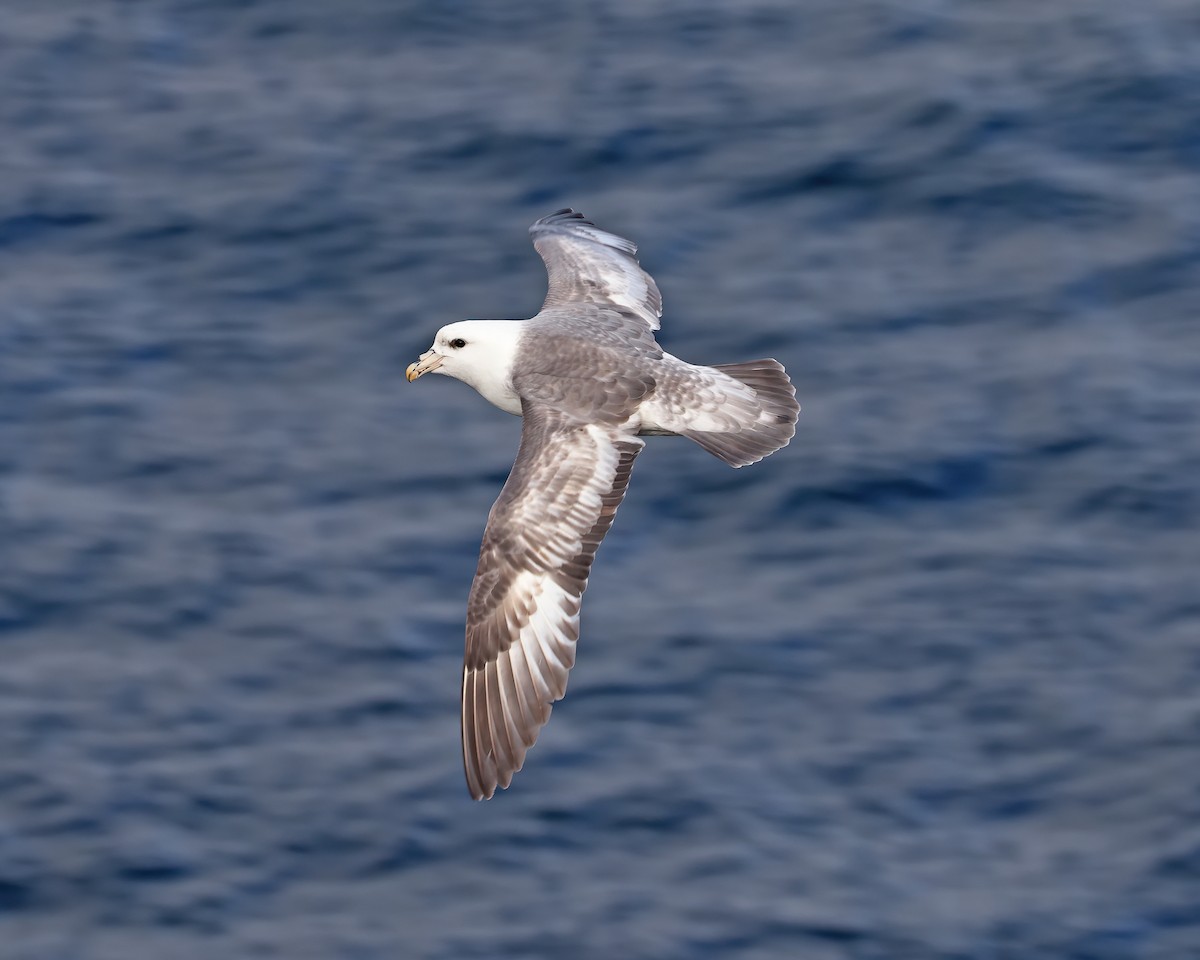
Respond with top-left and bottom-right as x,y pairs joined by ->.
530,207 -> 594,231
529,208 -> 640,261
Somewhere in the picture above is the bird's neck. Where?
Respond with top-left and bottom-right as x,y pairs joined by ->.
455,319 -> 524,416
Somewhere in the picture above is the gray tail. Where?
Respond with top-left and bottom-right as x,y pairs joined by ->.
682,359 -> 800,468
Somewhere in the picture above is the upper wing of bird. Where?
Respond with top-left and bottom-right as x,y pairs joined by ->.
530,208 -> 663,332
461,401 -> 643,800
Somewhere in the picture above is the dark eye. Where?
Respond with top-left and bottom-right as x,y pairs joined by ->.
449,337 -> 466,349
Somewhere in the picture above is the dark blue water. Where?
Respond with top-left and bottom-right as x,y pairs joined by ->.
3,3 -> 1199,957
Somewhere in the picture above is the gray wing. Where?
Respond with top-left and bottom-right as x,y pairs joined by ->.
530,209 -> 663,332
462,402 -> 643,800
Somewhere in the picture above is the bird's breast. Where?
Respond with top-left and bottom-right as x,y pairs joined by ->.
470,377 -> 523,416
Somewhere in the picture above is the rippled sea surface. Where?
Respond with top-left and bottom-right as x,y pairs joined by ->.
3,3 -> 1200,957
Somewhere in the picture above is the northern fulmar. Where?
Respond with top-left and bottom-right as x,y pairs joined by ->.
406,209 -> 800,800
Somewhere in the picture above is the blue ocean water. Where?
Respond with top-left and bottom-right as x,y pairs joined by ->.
2,2 -> 1199,957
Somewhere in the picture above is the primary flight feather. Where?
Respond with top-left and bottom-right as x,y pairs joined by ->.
406,209 -> 800,799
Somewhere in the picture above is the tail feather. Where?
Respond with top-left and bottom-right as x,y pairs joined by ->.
681,359 -> 800,467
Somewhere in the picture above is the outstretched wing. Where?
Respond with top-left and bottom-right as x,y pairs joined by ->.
462,402 -> 643,800
530,208 -> 663,331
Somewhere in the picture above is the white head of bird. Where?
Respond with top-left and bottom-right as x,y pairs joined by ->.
406,319 -> 524,415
